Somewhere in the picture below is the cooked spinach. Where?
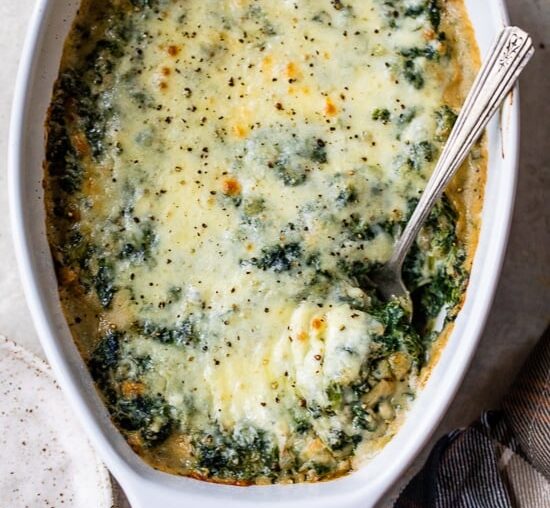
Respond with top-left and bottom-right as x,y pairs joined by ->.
243,197 -> 266,217
372,108 -> 391,124
336,185 -> 358,207
400,44 -> 439,61
310,138 -> 328,164
137,319 -> 198,346
271,157 -> 308,186
417,258 -> 465,320
435,105 -> 458,141
428,0 -> 441,31
342,214 -> 404,243
404,0 -> 441,31
407,141 -> 436,171
396,107 -> 417,127
47,76 -> 85,194
60,230 -> 93,270
248,243 -> 303,273
370,300 -> 423,362
403,59 -> 425,89
94,259 -> 116,308
195,426 -> 280,481
351,403 -> 377,431
89,330 -> 174,447
119,221 -> 157,264
293,415 -> 312,434
403,197 -> 467,328
326,382 -> 344,411
338,259 -> 379,290
326,428 -> 360,452
89,330 -> 121,385
114,395 -> 175,446
268,137 -> 327,186
247,4 -> 278,38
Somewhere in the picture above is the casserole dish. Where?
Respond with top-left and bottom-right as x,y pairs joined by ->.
9,0 -> 518,506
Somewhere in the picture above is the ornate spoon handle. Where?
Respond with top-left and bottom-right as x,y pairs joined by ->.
387,26 -> 534,271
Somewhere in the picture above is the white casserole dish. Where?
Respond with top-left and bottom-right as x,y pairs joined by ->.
9,1 -> 518,506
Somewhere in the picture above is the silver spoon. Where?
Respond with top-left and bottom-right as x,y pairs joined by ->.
370,26 -> 534,312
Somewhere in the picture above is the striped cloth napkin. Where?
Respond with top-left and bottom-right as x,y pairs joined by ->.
395,328 -> 550,507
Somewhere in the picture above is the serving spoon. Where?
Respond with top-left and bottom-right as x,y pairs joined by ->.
369,26 -> 534,313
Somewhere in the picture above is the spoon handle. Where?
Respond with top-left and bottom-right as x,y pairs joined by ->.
388,26 -> 534,270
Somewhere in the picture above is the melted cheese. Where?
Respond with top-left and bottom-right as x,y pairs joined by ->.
45,0 -> 484,484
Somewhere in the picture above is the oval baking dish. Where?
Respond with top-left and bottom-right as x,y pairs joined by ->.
9,1 -> 518,506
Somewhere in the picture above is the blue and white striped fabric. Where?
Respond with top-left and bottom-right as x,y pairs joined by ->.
395,329 -> 550,508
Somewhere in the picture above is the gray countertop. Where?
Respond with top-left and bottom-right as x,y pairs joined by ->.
0,1 -> 547,506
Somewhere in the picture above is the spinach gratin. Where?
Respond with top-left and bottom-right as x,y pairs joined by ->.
45,0 -> 485,485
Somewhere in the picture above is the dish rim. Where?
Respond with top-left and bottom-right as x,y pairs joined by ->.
8,1 -> 518,506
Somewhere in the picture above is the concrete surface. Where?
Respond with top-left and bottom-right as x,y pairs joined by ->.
0,1 -> 547,506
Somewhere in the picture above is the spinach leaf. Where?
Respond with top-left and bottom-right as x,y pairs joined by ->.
403,59 -> 425,89
94,259 -> 116,308
435,105 -> 458,141
114,395 -> 175,447
195,426 -> 280,481
248,243 -> 303,273
137,319 -> 198,346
